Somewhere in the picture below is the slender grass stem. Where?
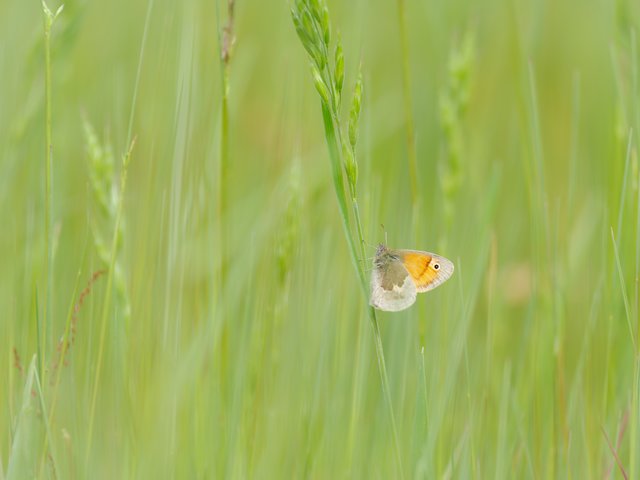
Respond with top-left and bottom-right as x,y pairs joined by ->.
218,56 -> 229,284
34,358 -> 59,477
636,136 -> 640,353
127,0 -> 154,146
346,302 -> 365,470
214,0 -> 235,312
44,25 -> 52,374
567,72 -> 581,214
616,131 -> 633,245
41,0 -> 63,386
395,0 -> 418,205
611,228 -> 636,353
329,99 -> 405,476
612,221 -> 640,479
634,150 -> 640,480
631,358 -> 639,480
320,91 -> 404,480
369,306 -> 404,478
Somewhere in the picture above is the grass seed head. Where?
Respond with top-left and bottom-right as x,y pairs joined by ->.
311,63 -> 330,106
334,36 -> 344,101
348,68 -> 363,150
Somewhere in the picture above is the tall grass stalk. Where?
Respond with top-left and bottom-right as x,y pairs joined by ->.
210,6 -> 235,468
34,359 -> 58,477
567,73 -> 581,213
291,1 -> 403,475
127,0 -> 154,145
321,84 -> 404,477
632,30 -> 640,160
636,140 -> 640,350
395,0 -> 418,205
613,224 -> 639,478
611,30 -> 639,476
526,63 -> 549,250
631,357 -> 640,480
616,132 -> 633,245
41,0 -> 63,385
635,159 -> 640,480
495,362 -> 511,479
526,62 -> 556,476
611,228 -> 640,478
215,0 -> 235,306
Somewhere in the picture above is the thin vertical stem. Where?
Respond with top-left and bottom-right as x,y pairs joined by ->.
216,75 -> 229,298
616,131 -> 633,245
215,0 -> 235,308
611,228 -> 636,354
396,0 -> 418,205
42,2 -> 59,385
567,72 -> 580,214
321,101 -> 404,479
370,307 -> 404,478
127,0 -> 154,146
631,358 -> 639,480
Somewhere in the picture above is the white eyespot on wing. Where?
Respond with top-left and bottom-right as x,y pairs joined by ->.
370,267 -> 417,312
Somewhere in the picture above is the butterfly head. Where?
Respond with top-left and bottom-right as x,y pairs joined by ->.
374,243 -> 399,268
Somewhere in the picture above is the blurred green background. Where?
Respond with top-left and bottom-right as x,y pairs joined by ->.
1,0 -> 640,477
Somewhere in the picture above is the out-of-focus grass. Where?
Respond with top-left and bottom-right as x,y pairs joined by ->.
1,0 -> 640,477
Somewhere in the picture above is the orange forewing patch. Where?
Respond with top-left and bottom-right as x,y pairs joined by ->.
402,252 -> 438,289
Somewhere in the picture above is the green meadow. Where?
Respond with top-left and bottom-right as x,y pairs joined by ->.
2,0 -> 640,477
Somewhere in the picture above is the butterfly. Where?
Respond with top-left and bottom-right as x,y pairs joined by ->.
370,244 -> 454,312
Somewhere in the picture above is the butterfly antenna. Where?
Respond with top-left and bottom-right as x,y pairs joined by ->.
362,238 -> 377,249
380,223 -> 388,245
359,255 -> 375,266
363,264 -> 375,274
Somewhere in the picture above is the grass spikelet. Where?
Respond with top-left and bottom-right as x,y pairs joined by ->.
49,269 -> 106,381
13,348 -> 24,376
276,162 -> 301,287
83,120 -> 131,325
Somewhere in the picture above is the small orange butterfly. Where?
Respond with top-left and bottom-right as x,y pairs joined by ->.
370,244 -> 454,312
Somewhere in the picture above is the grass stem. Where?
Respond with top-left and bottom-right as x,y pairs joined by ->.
41,0 -> 63,386
395,0 -> 418,205
214,0 -> 235,314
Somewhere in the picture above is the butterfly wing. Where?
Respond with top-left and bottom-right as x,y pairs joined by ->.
398,250 -> 454,293
370,259 -> 417,312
